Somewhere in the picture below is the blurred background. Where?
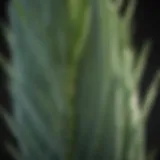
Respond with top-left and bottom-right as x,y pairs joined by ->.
0,0 -> 159,159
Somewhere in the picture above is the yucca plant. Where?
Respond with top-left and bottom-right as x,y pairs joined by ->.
1,0 -> 159,160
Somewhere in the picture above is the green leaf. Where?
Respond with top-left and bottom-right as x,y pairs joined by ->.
6,0 -> 158,160
142,71 -> 160,121
134,41 -> 151,88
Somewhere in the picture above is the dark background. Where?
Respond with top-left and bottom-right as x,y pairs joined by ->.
0,0 -> 160,159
